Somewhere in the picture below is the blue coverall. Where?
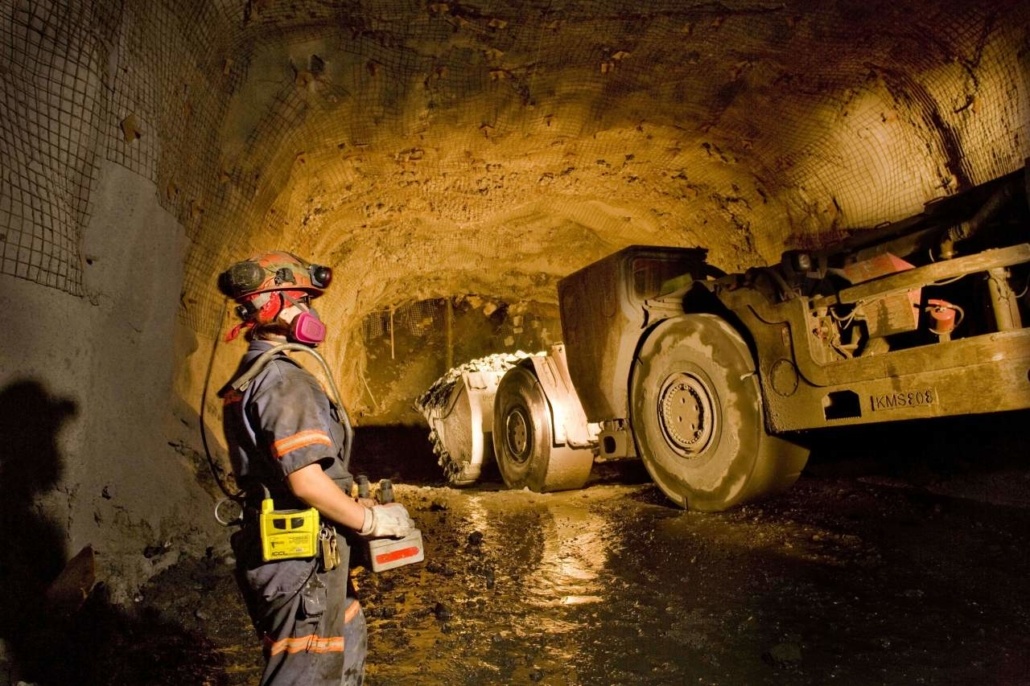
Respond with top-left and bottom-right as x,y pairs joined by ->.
222,339 -> 366,686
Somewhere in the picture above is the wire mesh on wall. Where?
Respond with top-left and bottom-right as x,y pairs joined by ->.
0,1 -> 103,293
362,299 -> 441,343
0,0 -> 239,296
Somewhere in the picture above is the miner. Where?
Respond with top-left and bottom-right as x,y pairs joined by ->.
217,250 -> 414,686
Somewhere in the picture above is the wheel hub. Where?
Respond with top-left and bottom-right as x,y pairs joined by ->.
504,407 -> 531,464
658,372 -> 715,457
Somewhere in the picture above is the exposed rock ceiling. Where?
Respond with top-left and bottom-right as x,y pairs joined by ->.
184,0 -> 1028,327
2,0 -> 1028,416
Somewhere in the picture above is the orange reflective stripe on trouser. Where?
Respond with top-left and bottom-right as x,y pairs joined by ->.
271,429 -> 332,459
263,601 -> 362,656
267,635 -> 344,656
344,600 -> 361,624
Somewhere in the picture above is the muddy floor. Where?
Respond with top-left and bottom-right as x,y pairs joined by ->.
75,413 -> 1030,685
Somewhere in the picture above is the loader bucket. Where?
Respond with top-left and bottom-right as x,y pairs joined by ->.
423,370 -> 505,486
417,352 -> 540,486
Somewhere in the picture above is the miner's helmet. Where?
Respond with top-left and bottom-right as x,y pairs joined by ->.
218,251 -> 332,302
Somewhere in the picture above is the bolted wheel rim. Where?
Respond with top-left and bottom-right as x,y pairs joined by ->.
658,372 -> 715,458
504,407 -> 531,464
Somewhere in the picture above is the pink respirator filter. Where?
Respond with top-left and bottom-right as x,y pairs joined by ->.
291,311 -> 326,345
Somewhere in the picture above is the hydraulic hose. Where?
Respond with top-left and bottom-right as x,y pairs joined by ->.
939,178 -> 1018,258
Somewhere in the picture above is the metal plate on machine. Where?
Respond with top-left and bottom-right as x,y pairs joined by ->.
842,253 -> 920,338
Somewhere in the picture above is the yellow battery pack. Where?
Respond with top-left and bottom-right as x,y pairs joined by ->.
258,498 -> 320,562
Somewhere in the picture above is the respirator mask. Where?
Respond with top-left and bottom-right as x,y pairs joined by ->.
288,303 -> 326,346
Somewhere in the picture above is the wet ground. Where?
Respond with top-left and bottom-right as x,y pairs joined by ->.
92,413 -> 1030,685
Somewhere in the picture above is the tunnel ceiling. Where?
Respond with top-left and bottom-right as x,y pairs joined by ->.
2,0 -> 1028,336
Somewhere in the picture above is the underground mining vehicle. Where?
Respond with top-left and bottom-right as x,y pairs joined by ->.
422,162 -> 1030,511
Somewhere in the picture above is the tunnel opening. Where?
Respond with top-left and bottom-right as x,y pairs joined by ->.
356,295 -> 562,427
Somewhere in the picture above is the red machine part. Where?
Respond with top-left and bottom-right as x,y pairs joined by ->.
925,298 -> 963,335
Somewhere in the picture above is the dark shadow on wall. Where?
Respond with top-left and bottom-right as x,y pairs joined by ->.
0,379 -> 76,683
0,379 -> 232,685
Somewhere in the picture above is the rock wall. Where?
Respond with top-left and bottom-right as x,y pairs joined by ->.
0,163 -> 223,611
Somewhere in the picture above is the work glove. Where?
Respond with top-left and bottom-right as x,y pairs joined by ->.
359,502 -> 415,539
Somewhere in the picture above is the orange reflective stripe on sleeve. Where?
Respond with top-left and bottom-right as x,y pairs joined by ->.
271,429 -> 333,459
344,600 -> 361,623
265,633 -> 345,656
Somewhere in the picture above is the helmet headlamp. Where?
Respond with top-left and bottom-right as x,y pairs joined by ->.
310,265 -> 332,289
218,261 -> 265,299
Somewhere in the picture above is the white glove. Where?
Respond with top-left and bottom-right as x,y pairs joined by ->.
359,502 -> 415,539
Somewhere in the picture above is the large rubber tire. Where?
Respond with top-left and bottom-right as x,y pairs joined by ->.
492,366 -> 593,492
630,314 -> 809,511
